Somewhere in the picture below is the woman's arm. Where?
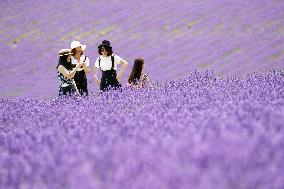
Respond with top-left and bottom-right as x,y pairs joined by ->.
93,66 -> 100,85
58,64 -> 82,79
117,59 -> 128,81
83,63 -> 90,74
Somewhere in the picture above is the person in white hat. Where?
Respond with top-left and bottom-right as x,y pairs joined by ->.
94,40 -> 128,92
70,40 -> 90,96
56,49 -> 82,96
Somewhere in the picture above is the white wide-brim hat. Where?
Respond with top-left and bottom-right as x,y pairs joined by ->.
71,41 -> 86,51
59,48 -> 72,56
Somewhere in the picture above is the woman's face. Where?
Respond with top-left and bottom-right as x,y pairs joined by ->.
75,46 -> 82,54
67,54 -> 72,62
101,47 -> 108,57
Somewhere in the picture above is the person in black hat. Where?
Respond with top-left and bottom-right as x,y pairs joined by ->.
94,40 -> 128,92
56,49 -> 82,96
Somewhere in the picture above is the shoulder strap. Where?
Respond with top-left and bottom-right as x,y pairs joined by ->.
111,55 -> 114,69
84,55 -> 87,62
98,58 -> 101,68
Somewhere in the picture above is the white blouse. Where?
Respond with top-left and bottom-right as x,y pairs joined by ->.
71,55 -> 90,71
94,54 -> 123,71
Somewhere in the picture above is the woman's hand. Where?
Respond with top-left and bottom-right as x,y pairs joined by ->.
94,75 -> 100,85
69,63 -> 82,77
116,73 -> 122,82
76,62 -> 83,69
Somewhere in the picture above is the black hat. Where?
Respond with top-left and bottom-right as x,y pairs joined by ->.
98,40 -> 112,49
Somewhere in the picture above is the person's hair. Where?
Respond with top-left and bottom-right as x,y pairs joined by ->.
128,58 -> 144,84
71,48 -> 83,57
98,46 -> 113,56
57,54 -> 73,70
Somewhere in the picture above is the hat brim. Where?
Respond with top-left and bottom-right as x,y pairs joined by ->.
98,44 -> 112,49
59,52 -> 73,56
71,45 -> 87,51
81,45 -> 86,51
59,48 -> 72,56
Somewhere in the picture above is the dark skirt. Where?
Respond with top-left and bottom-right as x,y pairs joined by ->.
100,69 -> 121,92
74,71 -> 88,96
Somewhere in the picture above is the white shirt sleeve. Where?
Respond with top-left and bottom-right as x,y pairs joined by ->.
114,55 -> 123,65
71,57 -> 77,65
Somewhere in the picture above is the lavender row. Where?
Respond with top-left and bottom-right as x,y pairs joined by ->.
1,71 -> 284,189
1,0 -> 284,97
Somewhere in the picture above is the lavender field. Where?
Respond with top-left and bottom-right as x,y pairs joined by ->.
1,71 -> 284,189
1,0 -> 284,189
0,0 -> 284,97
